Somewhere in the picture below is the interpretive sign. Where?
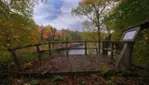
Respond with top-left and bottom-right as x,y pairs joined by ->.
122,26 -> 140,41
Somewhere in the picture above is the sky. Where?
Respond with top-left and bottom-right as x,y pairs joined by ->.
33,0 -> 83,31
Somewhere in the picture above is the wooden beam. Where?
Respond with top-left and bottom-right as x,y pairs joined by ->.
102,41 -> 108,56
115,42 -> 133,69
85,41 -> 87,55
0,70 -> 142,78
111,42 -> 114,60
35,45 -> 41,61
9,41 -> 99,51
66,41 -> 68,56
115,43 -> 128,69
8,49 -> 21,72
127,42 -> 134,67
102,40 -> 133,43
48,42 -> 51,56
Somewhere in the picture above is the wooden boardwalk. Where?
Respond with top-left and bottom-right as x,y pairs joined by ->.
24,55 -> 112,73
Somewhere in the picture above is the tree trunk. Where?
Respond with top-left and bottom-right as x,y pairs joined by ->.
92,4 -> 101,54
96,11 -> 101,54
97,25 -> 101,54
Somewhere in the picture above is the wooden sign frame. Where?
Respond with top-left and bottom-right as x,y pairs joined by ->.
121,26 -> 140,41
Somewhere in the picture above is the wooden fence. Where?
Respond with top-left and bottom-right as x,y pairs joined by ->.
8,40 -> 136,72
8,40 -> 100,72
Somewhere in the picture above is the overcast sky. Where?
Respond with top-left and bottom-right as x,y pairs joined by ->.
33,0 -> 83,30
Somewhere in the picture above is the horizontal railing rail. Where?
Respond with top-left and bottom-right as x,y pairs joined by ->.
9,40 -> 99,50
101,40 -> 134,60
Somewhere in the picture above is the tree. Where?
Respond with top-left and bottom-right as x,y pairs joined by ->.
72,0 -> 113,41
56,31 -> 63,41
51,28 -> 57,41
105,0 -> 149,30
105,0 -> 149,66
0,13 -> 39,62
0,0 -> 47,62
61,29 -> 70,41
69,31 -> 82,41
0,0 -> 47,19
42,25 -> 58,41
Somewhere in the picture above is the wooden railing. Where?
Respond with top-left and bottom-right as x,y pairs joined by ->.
8,39 -> 136,72
8,40 -> 100,71
102,40 -> 134,69
101,40 -> 134,58
7,39 -> 138,72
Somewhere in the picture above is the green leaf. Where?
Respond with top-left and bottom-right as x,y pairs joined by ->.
54,75 -> 64,82
30,80 -> 39,85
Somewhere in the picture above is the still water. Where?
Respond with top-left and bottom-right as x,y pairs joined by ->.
68,45 -> 85,55
56,45 -> 98,55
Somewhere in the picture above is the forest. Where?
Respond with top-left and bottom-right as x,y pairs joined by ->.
0,0 -> 149,85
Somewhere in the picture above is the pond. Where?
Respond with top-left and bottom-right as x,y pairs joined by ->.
56,45 -> 97,55
68,45 -> 85,55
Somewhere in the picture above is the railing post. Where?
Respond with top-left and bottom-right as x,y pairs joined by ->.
102,41 -> 108,56
96,48 -> 98,54
48,42 -> 51,56
85,41 -> 87,55
102,41 -> 105,55
66,41 -> 68,56
116,42 -> 134,69
36,45 -> 41,61
98,40 -> 100,54
111,42 -> 114,59
8,49 -> 21,72
127,42 -> 134,67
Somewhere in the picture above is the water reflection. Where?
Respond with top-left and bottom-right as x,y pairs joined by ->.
68,45 -> 85,55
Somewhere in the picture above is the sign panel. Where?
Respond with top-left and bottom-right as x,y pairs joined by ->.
122,27 -> 140,41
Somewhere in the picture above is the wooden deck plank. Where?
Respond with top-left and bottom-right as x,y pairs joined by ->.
23,55 -> 112,73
